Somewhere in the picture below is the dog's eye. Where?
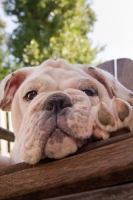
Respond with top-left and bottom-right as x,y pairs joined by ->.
82,89 -> 95,96
25,91 -> 37,101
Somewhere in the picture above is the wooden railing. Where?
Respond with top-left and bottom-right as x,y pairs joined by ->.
0,111 -> 14,157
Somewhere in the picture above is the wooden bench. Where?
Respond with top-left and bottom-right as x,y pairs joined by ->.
0,58 -> 133,200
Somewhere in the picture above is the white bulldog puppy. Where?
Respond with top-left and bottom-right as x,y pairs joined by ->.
0,59 -> 133,168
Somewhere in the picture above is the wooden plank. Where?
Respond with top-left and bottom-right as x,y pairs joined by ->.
77,130 -> 133,154
0,157 -> 54,176
96,59 -> 115,75
0,127 -> 14,142
0,137 -> 133,199
47,182 -> 133,200
0,131 -> 132,177
117,58 -> 133,91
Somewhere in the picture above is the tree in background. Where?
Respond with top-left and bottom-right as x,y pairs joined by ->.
3,0 -> 100,66
0,18 -> 20,80
0,18 -> 9,80
0,19 -> 5,46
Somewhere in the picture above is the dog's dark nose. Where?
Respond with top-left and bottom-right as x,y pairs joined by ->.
44,97 -> 72,113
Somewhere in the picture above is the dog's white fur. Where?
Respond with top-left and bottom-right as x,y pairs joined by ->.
0,59 -> 133,168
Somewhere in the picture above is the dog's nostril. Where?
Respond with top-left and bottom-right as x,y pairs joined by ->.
45,97 -> 72,112
46,101 -> 54,111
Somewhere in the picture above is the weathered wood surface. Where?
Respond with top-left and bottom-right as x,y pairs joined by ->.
77,129 -> 132,154
0,135 -> 133,200
0,131 -> 132,177
47,182 -> 133,200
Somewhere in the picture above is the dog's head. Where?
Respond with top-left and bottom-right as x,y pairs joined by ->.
0,59 -> 132,164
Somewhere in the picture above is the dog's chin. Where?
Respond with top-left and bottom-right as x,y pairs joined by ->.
44,128 -> 79,159
20,128 -> 88,165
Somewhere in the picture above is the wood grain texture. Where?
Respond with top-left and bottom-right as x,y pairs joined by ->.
0,131 -> 132,177
47,182 -> 133,200
77,130 -> 133,154
0,136 -> 133,199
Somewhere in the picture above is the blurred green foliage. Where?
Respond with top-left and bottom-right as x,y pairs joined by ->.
3,0 -> 100,67
0,18 -> 20,80
0,19 -> 5,45
0,18 -> 8,80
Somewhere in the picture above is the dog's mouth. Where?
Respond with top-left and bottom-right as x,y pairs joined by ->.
43,127 -> 88,159
47,127 -> 89,146
47,128 -> 68,144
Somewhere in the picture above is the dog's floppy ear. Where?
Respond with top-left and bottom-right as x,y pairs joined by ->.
84,66 -> 133,105
0,68 -> 31,111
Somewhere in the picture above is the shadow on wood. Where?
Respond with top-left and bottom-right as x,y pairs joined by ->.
47,182 -> 133,200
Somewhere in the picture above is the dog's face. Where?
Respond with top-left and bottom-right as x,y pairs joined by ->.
0,59 -> 133,164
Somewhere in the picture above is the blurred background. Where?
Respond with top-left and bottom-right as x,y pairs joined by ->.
0,0 -> 133,80
0,0 -> 133,156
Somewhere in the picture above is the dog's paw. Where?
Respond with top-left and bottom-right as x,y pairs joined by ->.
93,123 -> 110,140
93,97 -> 133,139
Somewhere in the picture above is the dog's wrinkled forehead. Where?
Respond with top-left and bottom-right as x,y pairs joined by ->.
39,59 -> 82,71
38,59 -> 88,77
25,59 -> 94,91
